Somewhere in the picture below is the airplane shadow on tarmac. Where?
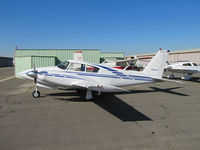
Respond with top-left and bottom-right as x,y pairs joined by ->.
93,95 -> 152,122
163,74 -> 200,83
125,86 -> 189,97
47,86 -> 189,122
48,92 -> 152,122
186,77 -> 200,83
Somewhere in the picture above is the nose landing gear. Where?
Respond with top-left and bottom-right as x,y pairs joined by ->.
32,84 -> 40,98
32,90 -> 40,98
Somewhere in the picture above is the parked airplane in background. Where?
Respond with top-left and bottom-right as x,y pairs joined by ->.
101,59 -> 143,71
165,62 -> 200,80
17,49 -> 173,100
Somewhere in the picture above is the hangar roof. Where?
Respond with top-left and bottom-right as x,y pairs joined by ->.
16,49 -> 100,51
126,48 -> 200,57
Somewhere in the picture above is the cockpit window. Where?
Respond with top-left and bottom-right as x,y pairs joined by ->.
57,61 -> 70,69
65,62 -> 99,73
193,63 -> 198,66
68,63 -> 85,71
86,65 -> 99,73
183,63 -> 192,66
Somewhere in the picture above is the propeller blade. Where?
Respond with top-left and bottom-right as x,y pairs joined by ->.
34,77 -> 37,85
33,65 -> 38,85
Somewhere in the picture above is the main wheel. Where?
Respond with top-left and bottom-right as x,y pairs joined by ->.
32,90 -> 40,98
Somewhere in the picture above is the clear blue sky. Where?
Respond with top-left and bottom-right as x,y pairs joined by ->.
0,0 -> 200,57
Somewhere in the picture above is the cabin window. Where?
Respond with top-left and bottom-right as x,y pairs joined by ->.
68,63 -> 85,71
86,65 -> 99,73
193,63 -> 198,66
183,63 -> 192,66
57,61 -> 70,69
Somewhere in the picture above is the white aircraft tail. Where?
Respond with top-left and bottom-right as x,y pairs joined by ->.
142,49 -> 169,78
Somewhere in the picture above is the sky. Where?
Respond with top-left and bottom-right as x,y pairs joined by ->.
0,0 -> 200,57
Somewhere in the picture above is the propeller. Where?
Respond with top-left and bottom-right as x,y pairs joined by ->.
26,64 -> 38,87
26,64 -> 41,98
33,65 -> 38,86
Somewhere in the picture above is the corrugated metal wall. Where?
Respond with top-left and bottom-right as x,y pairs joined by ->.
100,52 -> 125,59
16,49 -> 100,64
31,56 -> 56,68
15,56 -> 56,76
15,57 -> 32,76
82,50 -> 100,63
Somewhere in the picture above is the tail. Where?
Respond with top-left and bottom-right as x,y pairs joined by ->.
142,49 -> 169,78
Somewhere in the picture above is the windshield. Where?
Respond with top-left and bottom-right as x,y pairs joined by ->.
57,61 -> 70,69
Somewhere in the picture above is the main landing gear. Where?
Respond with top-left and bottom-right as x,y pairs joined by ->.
77,89 -> 101,100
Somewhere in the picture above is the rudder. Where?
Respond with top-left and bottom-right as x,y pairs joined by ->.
142,49 -> 169,78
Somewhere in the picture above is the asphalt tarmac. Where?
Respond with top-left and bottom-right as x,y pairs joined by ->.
0,67 -> 200,150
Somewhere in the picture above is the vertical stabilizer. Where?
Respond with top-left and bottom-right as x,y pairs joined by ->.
142,49 -> 169,78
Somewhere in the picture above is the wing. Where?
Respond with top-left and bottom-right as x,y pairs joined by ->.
71,80 -> 97,89
71,80 -> 129,92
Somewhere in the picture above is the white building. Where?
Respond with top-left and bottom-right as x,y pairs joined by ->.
126,48 -> 200,66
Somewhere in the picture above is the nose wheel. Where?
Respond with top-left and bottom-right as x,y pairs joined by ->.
32,90 -> 40,98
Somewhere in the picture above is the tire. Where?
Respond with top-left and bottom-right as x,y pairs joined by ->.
32,90 -> 40,98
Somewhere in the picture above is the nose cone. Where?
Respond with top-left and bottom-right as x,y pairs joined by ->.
17,70 -> 34,80
26,71 -> 37,78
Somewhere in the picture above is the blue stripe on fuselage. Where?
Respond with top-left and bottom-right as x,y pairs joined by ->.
39,72 -> 86,80
65,71 -> 120,78
39,69 -> 153,82
64,71 -> 152,81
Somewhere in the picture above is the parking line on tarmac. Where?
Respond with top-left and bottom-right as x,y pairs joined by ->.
0,76 -> 15,83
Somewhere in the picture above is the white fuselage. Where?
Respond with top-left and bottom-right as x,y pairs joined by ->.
166,62 -> 200,74
18,61 -> 153,92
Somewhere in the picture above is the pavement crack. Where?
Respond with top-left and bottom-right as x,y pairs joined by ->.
6,96 -> 15,113
24,85 -> 34,95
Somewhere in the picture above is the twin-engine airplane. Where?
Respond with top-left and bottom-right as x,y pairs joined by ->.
17,49 -> 172,100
